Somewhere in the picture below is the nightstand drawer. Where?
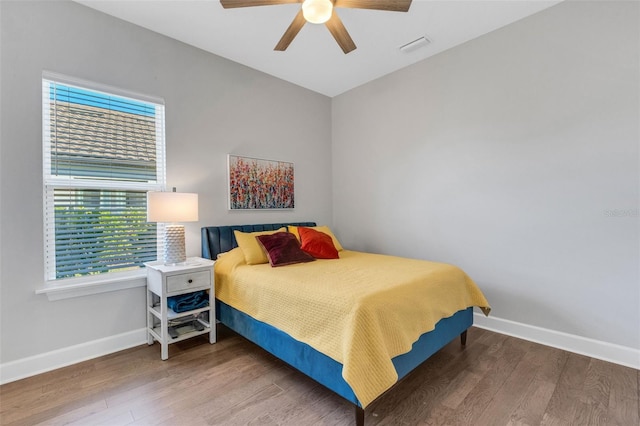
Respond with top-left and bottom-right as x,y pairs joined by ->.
166,270 -> 210,293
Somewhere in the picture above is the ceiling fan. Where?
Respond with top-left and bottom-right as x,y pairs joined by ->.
220,0 -> 412,54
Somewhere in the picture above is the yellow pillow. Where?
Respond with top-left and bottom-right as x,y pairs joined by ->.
234,228 -> 287,265
288,225 -> 343,251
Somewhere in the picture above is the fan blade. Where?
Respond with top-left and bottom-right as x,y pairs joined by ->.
274,9 -> 307,51
333,0 -> 412,12
220,0 -> 301,8
325,13 -> 356,54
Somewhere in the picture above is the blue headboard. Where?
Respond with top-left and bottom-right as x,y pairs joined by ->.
201,222 -> 316,260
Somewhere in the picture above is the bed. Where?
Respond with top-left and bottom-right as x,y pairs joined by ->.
201,222 -> 490,425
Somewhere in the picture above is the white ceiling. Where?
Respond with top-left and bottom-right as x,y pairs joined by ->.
75,0 -> 562,97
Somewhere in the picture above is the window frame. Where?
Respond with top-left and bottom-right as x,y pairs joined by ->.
39,72 -> 166,299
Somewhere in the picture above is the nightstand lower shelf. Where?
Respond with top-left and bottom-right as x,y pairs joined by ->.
149,324 -> 211,344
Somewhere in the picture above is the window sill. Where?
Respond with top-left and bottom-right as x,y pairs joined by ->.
36,269 -> 147,301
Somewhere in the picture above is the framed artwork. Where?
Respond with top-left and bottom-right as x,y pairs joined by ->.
228,155 -> 295,210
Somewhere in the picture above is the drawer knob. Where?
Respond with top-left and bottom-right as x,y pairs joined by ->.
188,279 -> 193,283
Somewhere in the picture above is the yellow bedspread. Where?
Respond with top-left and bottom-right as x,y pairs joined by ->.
215,248 -> 490,408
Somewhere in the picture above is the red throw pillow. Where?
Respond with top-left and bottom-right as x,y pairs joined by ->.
298,227 -> 339,259
256,232 -> 315,267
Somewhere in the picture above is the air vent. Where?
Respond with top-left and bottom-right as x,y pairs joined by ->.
399,36 -> 431,53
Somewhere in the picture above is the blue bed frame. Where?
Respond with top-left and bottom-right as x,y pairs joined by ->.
201,223 -> 473,425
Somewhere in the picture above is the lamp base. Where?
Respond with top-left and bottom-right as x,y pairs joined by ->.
164,224 -> 186,265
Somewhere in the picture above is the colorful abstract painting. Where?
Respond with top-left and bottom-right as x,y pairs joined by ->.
228,155 -> 295,209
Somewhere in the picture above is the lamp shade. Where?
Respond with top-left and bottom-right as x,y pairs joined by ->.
147,192 -> 198,223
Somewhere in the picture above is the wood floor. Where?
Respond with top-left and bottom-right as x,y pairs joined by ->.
1,325 -> 638,425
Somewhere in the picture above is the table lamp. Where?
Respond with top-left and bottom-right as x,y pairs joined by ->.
147,190 -> 199,265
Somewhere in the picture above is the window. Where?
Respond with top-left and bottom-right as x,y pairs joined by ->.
42,73 -> 166,282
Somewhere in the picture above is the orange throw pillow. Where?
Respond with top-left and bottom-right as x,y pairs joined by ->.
299,227 -> 339,259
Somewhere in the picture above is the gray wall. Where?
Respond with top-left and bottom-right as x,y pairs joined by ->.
0,1 -> 332,363
332,0 -> 639,349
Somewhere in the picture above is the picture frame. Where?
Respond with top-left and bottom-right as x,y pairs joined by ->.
227,154 -> 295,210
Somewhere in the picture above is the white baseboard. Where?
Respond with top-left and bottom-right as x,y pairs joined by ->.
0,328 -> 147,385
2,317 -> 638,386
474,313 -> 640,370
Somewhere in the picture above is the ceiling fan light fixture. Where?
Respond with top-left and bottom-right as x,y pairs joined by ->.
302,0 -> 333,24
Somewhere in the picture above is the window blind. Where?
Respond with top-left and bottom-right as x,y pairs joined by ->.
43,75 -> 166,281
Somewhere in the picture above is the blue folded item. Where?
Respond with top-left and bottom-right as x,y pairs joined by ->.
167,290 -> 209,313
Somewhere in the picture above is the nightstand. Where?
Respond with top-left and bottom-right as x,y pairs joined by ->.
145,257 -> 215,360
